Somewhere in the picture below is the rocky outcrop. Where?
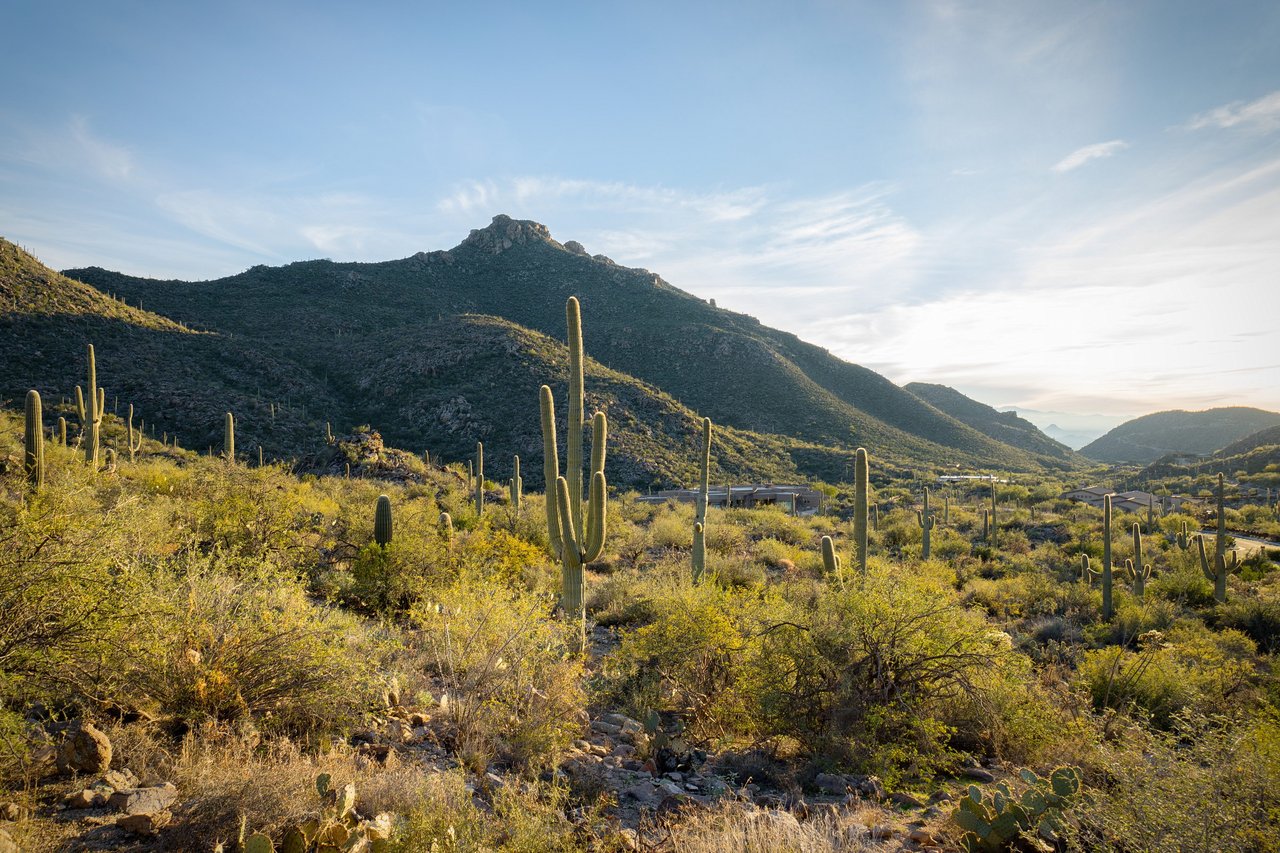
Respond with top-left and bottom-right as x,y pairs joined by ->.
456,214 -> 559,255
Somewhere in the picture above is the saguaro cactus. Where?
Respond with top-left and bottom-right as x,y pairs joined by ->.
510,455 -> 522,513
127,404 -> 142,463
693,417 -> 712,583
540,297 -> 609,640
439,511 -> 453,541
820,534 -> 842,583
989,478 -> 998,545
1100,494 -> 1114,619
57,416 -> 67,446
224,412 -> 236,463
24,390 -> 44,491
374,495 -> 393,546
854,447 -> 869,573
1081,554 -> 1095,585
74,343 -> 104,469
1127,523 -> 1152,597
1196,473 -> 1235,602
1176,521 -> 1191,550
474,441 -> 484,517
916,486 -> 936,560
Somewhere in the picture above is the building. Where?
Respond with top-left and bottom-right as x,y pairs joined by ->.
637,484 -> 825,515
1061,486 -> 1185,514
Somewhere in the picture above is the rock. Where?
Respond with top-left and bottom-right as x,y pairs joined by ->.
101,768 -> 139,791
590,720 -> 623,738
56,722 -> 112,776
909,827 -> 941,845
890,791 -> 925,808
857,776 -> 887,801
622,782 -> 661,806
615,827 -> 640,851
868,824 -> 897,839
751,809 -> 801,834
0,803 -> 30,822
0,828 -> 17,853
117,811 -> 171,835
814,772 -> 849,795
963,767 -> 995,782
28,743 -> 57,777
564,240 -> 589,256
65,789 -> 107,809
108,783 -> 177,815
928,789 -> 954,804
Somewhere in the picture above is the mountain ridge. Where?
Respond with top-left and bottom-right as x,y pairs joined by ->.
1081,406 -> 1280,465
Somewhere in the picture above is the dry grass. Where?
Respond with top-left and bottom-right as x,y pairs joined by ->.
657,801 -> 909,853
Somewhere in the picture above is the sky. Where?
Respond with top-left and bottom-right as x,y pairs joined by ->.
2,0 -> 1278,431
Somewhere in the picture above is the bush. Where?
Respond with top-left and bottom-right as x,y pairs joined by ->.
1215,596 -> 1280,653
408,580 -> 584,771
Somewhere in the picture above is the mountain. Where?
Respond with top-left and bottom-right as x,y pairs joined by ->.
904,383 -> 1079,462
1142,423 -> 1280,480
1080,407 -> 1280,465
4,217 -> 1085,487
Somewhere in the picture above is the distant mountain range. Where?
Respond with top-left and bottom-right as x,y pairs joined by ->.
4,217 -> 1090,486
1081,407 -> 1280,465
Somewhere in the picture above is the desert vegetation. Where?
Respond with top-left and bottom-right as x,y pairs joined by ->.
1,301 -> 1278,852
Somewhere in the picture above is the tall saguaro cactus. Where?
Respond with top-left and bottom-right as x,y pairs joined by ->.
374,495 -> 393,547
224,412 -> 236,463
854,447 -> 869,573
24,390 -> 44,491
1100,494 -> 1114,619
1127,523 -> 1152,597
474,441 -> 485,517
1196,473 -> 1235,602
540,297 -> 609,642
127,404 -> 142,463
692,417 -> 712,583
74,343 -> 104,469
916,486 -> 936,560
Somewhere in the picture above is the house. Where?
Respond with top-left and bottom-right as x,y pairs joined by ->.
638,483 -> 825,515
1061,486 -> 1185,514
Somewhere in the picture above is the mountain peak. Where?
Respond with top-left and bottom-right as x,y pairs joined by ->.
455,214 -> 561,255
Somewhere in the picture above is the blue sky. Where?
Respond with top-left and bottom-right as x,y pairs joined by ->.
3,0 -> 1278,426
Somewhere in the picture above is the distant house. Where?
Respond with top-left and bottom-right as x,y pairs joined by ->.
638,484 -> 825,515
1061,486 -> 1184,514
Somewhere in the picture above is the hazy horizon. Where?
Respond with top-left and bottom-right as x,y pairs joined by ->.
3,0 -> 1277,421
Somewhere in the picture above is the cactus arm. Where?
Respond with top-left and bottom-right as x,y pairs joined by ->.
539,385 -> 563,557
584,470 -> 608,561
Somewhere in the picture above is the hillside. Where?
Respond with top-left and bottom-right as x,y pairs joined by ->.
904,382 -> 1079,462
1143,423 -> 1280,480
7,218 -> 1084,486
1080,406 -> 1280,464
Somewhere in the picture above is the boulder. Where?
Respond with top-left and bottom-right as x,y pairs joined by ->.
108,783 -> 177,815
117,811 -> 171,835
56,722 -> 112,776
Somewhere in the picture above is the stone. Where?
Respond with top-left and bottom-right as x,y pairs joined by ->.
615,827 -> 640,851
909,827 -> 940,845
65,789 -> 107,809
890,791 -> 925,808
590,720 -> 623,738
0,828 -> 17,853
101,768 -> 139,791
857,776 -> 887,801
814,772 -> 849,794
0,803 -> 30,822
963,767 -> 995,782
622,782 -> 661,806
117,811 -> 171,835
108,783 -> 177,815
868,824 -> 897,839
56,722 -> 112,776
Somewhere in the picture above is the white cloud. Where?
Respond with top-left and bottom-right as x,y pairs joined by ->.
1052,139 -> 1128,173
1188,90 -> 1280,132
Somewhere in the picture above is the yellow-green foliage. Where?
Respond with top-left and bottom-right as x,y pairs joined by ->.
408,580 -> 584,771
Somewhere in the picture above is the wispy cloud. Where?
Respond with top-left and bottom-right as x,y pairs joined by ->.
1052,139 -> 1128,173
1187,89 -> 1280,132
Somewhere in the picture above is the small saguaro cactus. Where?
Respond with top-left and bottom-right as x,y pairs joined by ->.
74,343 -> 105,469
916,486 -> 936,560
1100,494 -> 1115,619
982,509 -> 990,542
325,421 -> 334,443
57,416 -> 67,446
1081,553 -> 1097,585
1176,521 -> 1191,550
374,494 -> 393,546
1127,523 -> 1152,597
258,446 -> 264,468
224,412 -> 236,463
854,447 -> 869,573
540,296 -> 609,643
127,404 -> 142,463
474,441 -> 484,517
24,390 -> 44,491
820,534 -> 842,582
989,478 -> 998,545
692,417 -> 712,583
943,491 -> 950,525
510,454 -> 522,513
1196,473 -> 1235,603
